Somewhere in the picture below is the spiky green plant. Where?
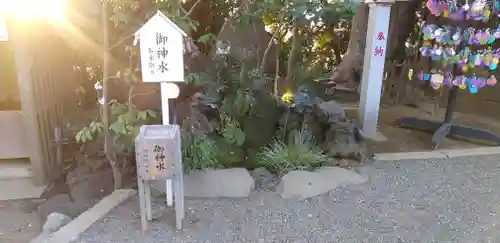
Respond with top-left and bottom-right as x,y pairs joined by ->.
257,129 -> 327,175
181,132 -> 220,173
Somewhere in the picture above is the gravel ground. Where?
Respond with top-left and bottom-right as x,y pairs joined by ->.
0,200 -> 41,243
77,155 -> 500,243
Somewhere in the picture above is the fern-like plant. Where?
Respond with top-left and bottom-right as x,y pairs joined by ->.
181,132 -> 220,173
257,129 -> 327,176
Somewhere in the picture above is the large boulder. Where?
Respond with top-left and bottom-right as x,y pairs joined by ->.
323,120 -> 367,162
42,212 -> 72,233
317,100 -> 347,123
37,194 -> 93,227
276,167 -> 368,199
151,168 -> 255,198
29,212 -> 72,243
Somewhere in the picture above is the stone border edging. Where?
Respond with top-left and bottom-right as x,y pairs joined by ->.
48,189 -> 136,243
373,146 -> 500,161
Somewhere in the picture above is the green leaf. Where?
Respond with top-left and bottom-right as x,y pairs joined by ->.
110,100 -> 127,116
75,129 -> 85,143
185,73 -> 200,84
146,110 -> 157,119
84,129 -> 93,141
120,111 -> 137,124
89,121 -> 103,134
198,34 -> 215,43
124,68 -> 137,84
75,126 -> 96,143
110,121 -> 127,135
137,110 -> 148,121
233,128 -> 246,146
131,126 -> 140,138
222,122 -> 246,146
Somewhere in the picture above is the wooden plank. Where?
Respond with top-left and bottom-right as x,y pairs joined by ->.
10,29 -> 47,185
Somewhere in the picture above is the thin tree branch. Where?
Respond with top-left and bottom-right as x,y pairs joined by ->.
108,9 -> 159,51
184,0 -> 203,18
130,90 -> 157,101
109,33 -> 135,51
259,12 -> 285,73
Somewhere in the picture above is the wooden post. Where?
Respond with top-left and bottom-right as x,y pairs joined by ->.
357,0 -> 409,139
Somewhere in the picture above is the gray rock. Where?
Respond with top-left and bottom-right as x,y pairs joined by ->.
29,212 -> 72,243
42,212 -> 71,233
37,194 -> 93,225
317,100 -> 346,122
276,166 -> 368,199
151,168 -> 255,198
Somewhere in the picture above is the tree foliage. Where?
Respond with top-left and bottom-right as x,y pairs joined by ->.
68,0 -> 416,182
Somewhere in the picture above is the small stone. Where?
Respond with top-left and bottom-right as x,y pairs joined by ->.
42,212 -> 71,233
277,167 -> 368,199
37,194 -> 92,225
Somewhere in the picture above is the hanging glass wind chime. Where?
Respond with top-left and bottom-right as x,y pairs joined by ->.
413,0 -> 500,94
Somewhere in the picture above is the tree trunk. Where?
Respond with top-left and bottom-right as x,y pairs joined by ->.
329,1 -> 420,88
102,0 -> 122,190
332,41 -> 343,66
286,22 -> 301,82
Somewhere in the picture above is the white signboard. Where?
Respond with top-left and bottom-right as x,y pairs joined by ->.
135,11 -> 186,83
0,16 -> 8,41
134,12 -> 187,207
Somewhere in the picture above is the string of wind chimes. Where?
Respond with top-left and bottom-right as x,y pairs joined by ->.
395,0 -> 500,149
412,0 -> 500,93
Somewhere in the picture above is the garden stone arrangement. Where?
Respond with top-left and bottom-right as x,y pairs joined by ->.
150,166 -> 366,199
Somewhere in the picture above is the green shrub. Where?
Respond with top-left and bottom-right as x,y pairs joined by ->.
257,129 -> 327,176
213,137 -> 245,168
181,132 -> 220,173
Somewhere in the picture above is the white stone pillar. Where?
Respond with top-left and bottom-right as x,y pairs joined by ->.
359,0 -> 393,139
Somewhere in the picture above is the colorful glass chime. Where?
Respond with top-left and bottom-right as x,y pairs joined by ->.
414,0 -> 500,94
426,0 -> 500,21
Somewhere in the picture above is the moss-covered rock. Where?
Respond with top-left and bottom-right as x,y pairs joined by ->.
213,137 -> 245,168
243,94 -> 281,151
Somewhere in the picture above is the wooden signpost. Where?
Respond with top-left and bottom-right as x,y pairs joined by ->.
134,10 -> 186,230
135,125 -> 184,231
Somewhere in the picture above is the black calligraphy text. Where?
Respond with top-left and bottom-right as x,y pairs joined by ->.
153,144 -> 166,171
154,32 -> 169,73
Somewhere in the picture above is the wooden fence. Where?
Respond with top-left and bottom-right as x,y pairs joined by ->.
9,20 -> 76,185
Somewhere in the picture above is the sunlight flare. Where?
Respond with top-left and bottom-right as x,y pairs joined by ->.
0,0 -> 67,20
